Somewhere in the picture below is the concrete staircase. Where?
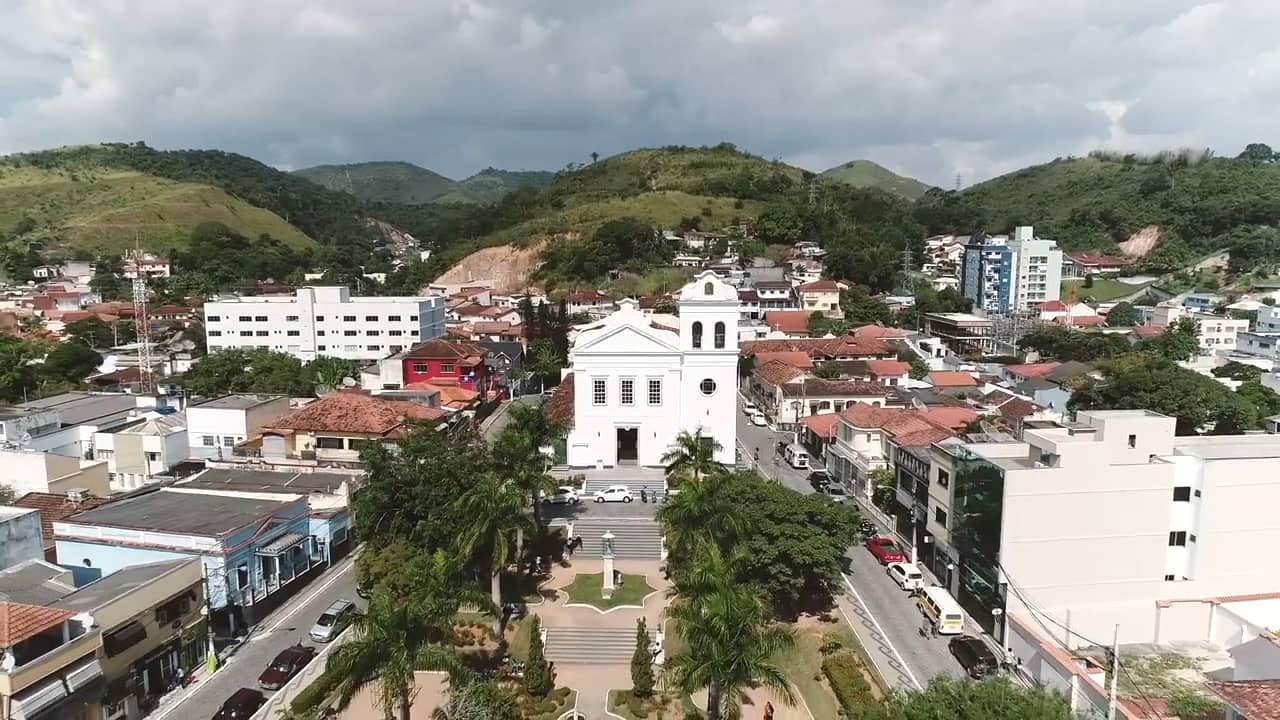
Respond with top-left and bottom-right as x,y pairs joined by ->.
563,518 -> 663,560
545,626 -> 638,664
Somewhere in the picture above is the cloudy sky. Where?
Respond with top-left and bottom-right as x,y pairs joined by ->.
0,0 -> 1276,186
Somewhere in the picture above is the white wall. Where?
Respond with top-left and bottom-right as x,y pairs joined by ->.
187,407 -> 249,458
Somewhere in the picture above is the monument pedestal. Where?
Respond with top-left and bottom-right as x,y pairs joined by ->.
602,530 -> 616,599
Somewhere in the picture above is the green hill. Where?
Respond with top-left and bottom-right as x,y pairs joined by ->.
293,161 -> 458,204
949,151 -> 1280,255
0,160 -> 313,255
820,159 -> 932,199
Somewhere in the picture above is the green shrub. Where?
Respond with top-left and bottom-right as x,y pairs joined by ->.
819,634 -> 844,655
627,694 -> 648,718
289,665 -> 340,713
823,653 -> 879,718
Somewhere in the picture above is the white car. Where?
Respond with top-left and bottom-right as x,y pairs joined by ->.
593,485 -> 634,503
886,562 -> 925,591
742,401 -> 759,415
749,410 -> 768,426
542,486 -> 580,505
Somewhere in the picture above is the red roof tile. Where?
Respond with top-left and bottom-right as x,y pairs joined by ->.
848,324 -> 905,339
785,378 -> 888,398
741,337 -> 892,359
865,359 -> 910,377
920,406 -> 979,431
764,310 -> 812,335
267,391 -> 445,436
1132,325 -> 1165,339
0,601 -> 75,647
1208,680 -> 1280,718
545,376 -> 574,426
1057,315 -> 1106,327
754,351 -> 814,369
13,492 -> 109,551
800,413 -> 840,439
798,280 -> 843,292
839,404 -> 955,443
927,371 -> 977,387
401,339 -> 487,362
1036,300 -> 1069,312
1065,251 -> 1131,268
893,427 -> 954,448
1003,362 -> 1061,378
754,360 -> 807,387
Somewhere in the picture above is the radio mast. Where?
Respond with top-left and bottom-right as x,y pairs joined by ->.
129,239 -> 155,394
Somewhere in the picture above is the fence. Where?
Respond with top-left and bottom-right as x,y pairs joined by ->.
251,626 -> 353,719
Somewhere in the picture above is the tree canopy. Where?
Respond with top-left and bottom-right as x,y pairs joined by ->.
181,349 -> 359,397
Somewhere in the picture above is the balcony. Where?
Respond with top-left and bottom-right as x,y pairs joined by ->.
0,629 -> 100,697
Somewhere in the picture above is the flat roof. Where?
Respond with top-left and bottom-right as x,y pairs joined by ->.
0,506 -> 36,521
63,488 -> 294,537
19,392 -> 137,428
179,468 -> 352,494
0,560 -> 75,606
925,312 -> 990,323
1174,435 -> 1280,461
55,559 -> 194,614
194,394 -> 286,411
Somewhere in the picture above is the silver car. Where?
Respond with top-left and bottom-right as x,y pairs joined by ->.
309,599 -> 355,643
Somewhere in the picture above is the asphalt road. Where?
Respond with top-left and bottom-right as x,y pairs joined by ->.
151,554 -> 361,719
735,392 -> 964,690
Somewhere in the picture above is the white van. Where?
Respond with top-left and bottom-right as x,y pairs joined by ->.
784,443 -> 810,469
916,586 -> 965,635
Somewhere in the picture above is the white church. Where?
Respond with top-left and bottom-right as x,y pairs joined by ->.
561,270 -> 739,467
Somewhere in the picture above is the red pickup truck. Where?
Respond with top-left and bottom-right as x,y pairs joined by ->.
865,536 -> 906,565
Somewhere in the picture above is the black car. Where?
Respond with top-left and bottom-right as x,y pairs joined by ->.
213,688 -> 266,719
807,470 -> 832,490
949,635 -> 999,679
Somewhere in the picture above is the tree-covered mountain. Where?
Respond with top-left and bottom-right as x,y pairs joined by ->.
820,159 -> 933,199
293,161 -> 555,205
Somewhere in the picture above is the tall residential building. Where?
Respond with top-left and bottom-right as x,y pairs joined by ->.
204,286 -> 446,362
959,226 -> 1062,312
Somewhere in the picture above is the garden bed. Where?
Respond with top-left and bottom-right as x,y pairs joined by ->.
562,572 -> 654,609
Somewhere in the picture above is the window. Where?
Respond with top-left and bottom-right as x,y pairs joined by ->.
238,315 -> 252,322
441,362 -> 455,373
390,345 -> 403,353
648,379 -> 662,405
202,436 -> 215,447
389,330 -> 403,336
255,330 -> 269,336
206,315 -> 220,322
692,321 -> 703,349
158,592 -> 191,623
316,315 -> 325,321
367,345 -> 381,351
699,378 -> 716,396
317,330 -> 325,336
208,330 -> 222,337
366,315 -> 377,322
934,507 -> 947,527
344,330 -> 358,336
239,330 -> 253,337
254,315 -> 268,322
1127,434 -> 1137,448
343,315 -> 356,322
937,469 -> 950,488
344,345 -> 357,351
620,378 -> 635,406
286,315 -> 299,321
1173,486 -> 1191,502
222,437 -> 235,448
1164,574 -> 1176,581
704,282 -> 714,295
592,378 -> 607,406
410,315 -> 418,321
410,330 -> 419,336
714,321 -> 726,349
1168,531 -> 1187,547
366,330 -> 380,336
286,330 -> 300,337
412,362 -> 428,373
316,436 -> 345,449
388,315 -> 402,321
1190,534 -> 1197,543
318,345 -> 326,351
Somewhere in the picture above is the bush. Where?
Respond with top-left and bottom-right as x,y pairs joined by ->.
819,634 -> 845,655
627,694 -> 648,718
823,653 -> 879,719
290,665 -> 340,713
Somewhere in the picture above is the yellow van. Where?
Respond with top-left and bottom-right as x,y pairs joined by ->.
917,587 -> 965,635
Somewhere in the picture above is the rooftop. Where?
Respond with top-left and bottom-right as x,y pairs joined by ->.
1208,679 -> 1280,718
925,312 -> 990,324
13,492 -> 110,550
55,559 -> 195,614
927,371 -> 978,387
62,488 -> 296,537
194,394 -> 286,411
266,391 -> 446,436
19,392 -> 138,428
0,601 -> 76,648
179,468 -> 353,495
1173,434 -> 1280,461
544,376 -> 575,427
0,560 -> 75,606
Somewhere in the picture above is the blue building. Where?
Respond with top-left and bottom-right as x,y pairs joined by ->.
960,237 -> 1015,313
53,487 -> 319,634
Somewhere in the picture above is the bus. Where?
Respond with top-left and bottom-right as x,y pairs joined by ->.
916,586 -> 965,635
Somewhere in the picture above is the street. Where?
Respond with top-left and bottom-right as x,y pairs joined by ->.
735,392 -> 963,690
151,554 -> 361,719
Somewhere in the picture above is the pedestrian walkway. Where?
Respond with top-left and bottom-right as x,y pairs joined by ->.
558,518 -> 663,559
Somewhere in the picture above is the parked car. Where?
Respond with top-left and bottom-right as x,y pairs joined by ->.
742,401 -> 759,415
542,486 -> 580,505
807,470 -> 832,490
593,485 -> 634,503
749,410 -> 768,426
212,688 -> 266,719
258,644 -> 318,690
949,635 -> 999,679
822,484 -> 849,504
865,536 -> 906,565
886,562 -> 925,591
309,599 -> 356,643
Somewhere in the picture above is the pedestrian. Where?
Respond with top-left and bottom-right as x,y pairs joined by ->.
640,487 -> 648,503
764,701 -> 775,720
566,537 -> 575,558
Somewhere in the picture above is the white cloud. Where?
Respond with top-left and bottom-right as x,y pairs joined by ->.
0,0 -> 1277,184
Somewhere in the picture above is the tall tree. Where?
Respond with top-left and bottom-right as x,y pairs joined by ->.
41,341 -> 102,384
1143,316 -> 1201,362
524,614 -> 551,697
631,618 -> 655,698
431,678 -> 520,720
657,470 -> 749,577
64,317 -> 116,349
1105,301 -> 1137,326
493,401 -> 564,529
660,429 -> 724,484
454,473 -> 533,633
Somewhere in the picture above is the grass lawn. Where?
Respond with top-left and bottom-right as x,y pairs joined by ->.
1063,277 -> 1153,302
563,572 -> 654,610
609,689 -> 694,720
778,615 -> 883,720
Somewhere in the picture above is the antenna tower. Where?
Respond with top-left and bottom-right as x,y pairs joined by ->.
954,173 -> 963,192
130,240 -> 155,394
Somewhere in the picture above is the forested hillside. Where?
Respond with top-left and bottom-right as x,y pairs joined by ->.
820,160 -> 932,199
294,162 -> 555,205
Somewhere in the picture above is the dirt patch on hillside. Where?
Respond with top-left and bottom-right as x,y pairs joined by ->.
1118,225 -> 1161,257
433,239 -> 558,293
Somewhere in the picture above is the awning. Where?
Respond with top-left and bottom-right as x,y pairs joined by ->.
256,532 -> 308,556
103,620 -> 148,657
8,655 -> 103,720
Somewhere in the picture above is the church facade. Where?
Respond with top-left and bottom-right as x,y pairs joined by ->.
563,270 -> 739,467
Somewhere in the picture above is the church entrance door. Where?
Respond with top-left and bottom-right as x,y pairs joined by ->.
616,428 -> 639,465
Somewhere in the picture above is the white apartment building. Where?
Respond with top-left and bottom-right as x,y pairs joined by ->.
559,270 -> 738,467
92,413 -> 189,491
954,410 -> 1280,652
204,286 -> 446,361
187,395 -> 291,459
1008,226 -> 1063,310
1197,315 -> 1249,353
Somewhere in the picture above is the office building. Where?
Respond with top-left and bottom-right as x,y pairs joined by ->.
960,226 -> 1062,312
204,286 -> 446,361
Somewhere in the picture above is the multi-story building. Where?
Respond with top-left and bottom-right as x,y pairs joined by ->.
796,280 -> 847,319
92,414 -> 189,492
1257,305 -> 1280,333
0,598 -> 102,720
549,271 -> 738,467
186,395 -> 291,460
203,286 -> 445,362
921,312 -> 996,356
960,226 -> 1062,312
0,449 -> 110,498
751,281 -> 797,311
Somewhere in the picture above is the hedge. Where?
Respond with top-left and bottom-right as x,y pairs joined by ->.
822,653 -> 880,719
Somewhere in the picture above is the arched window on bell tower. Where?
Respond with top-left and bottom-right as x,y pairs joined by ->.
692,321 -> 703,349
714,321 -> 726,349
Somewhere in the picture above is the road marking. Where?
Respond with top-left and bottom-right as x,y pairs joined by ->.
839,573 -> 924,691
264,552 -> 359,633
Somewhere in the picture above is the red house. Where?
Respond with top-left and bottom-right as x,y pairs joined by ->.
400,339 -> 495,394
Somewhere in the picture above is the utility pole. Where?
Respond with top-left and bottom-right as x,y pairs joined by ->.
1107,624 -> 1120,720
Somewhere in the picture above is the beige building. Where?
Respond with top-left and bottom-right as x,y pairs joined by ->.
0,599 -> 102,720
796,280 -> 847,319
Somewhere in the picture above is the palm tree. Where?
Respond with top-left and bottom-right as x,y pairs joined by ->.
496,402 -> 566,529
661,429 -> 724,484
454,473 -> 534,633
666,545 -> 797,720
328,551 -> 477,720
432,677 -> 520,720
657,470 -> 749,566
